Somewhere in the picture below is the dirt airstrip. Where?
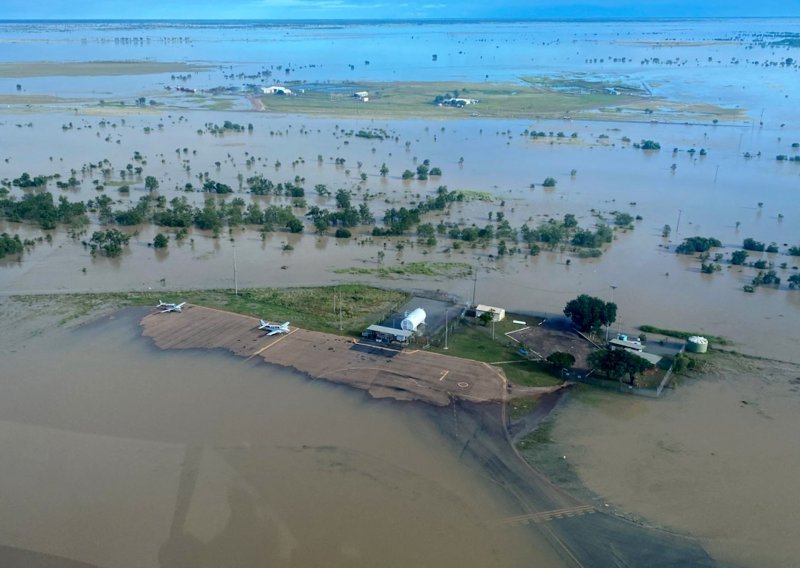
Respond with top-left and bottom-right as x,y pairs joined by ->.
140,304 -> 565,406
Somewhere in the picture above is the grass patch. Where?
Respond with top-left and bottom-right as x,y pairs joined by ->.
521,74 -> 648,96
334,261 -> 472,279
515,418 -> 586,493
639,324 -> 729,345
201,97 -> 235,111
508,397 -> 541,420
257,80 -> 640,120
252,79 -> 744,124
516,419 -> 555,449
502,360 -> 561,387
459,190 -> 495,202
15,284 -> 409,336
429,318 -> 560,387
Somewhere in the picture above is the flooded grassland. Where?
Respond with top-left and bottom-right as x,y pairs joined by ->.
1,109 -> 798,362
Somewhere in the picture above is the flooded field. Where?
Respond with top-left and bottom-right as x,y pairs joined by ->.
0,302 -> 566,567
1,17 -> 799,567
553,354 -> 800,567
1,109 -> 798,361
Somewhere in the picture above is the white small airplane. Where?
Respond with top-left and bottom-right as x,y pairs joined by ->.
157,300 -> 186,313
258,319 -> 290,336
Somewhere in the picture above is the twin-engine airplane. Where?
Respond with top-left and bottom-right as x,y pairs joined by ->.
157,301 -> 186,313
258,320 -> 290,336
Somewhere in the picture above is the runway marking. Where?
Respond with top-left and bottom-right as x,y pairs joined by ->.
490,505 -> 596,528
246,328 -> 298,361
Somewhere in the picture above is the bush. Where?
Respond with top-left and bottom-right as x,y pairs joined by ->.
153,233 -> 169,248
731,250 -> 748,265
334,228 -> 352,239
635,139 -> 661,150
676,236 -> 722,254
743,238 -> 765,252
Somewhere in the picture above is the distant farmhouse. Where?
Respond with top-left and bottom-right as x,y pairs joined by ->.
261,85 -> 293,95
440,97 -> 478,108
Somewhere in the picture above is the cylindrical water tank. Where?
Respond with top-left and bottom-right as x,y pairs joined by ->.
401,308 -> 426,331
686,336 -> 708,353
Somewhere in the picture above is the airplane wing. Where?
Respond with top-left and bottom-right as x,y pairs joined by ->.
266,329 -> 281,336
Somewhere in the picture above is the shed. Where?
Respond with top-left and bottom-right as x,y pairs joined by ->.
474,304 -> 505,322
362,325 -> 413,344
608,337 -> 643,352
400,308 -> 426,332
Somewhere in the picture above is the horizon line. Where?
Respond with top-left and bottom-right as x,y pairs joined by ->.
1,16 -> 799,23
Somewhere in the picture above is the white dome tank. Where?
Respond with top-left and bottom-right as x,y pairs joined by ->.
400,308 -> 426,332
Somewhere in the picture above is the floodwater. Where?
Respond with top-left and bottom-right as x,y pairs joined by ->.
1,110 -> 798,361
553,354 -> 800,567
1,19 -> 799,566
1,19 -> 798,122
0,304 -> 565,567
2,20 -> 798,366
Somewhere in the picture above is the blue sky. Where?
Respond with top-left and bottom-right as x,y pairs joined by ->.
2,0 -> 799,20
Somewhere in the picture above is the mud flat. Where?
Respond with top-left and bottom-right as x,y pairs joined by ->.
551,352 -> 800,567
140,304 -> 565,406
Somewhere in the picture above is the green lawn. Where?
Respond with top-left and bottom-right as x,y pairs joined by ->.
429,318 -> 560,387
17,284 -> 409,335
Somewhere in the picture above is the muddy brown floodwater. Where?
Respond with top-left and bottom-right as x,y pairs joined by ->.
0,302 -> 567,568
1,111 -> 798,362
552,354 -> 800,568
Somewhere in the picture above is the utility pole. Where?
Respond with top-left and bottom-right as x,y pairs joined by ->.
444,309 -> 449,350
233,245 -> 238,296
675,209 -> 682,235
606,285 -> 617,343
471,265 -> 478,307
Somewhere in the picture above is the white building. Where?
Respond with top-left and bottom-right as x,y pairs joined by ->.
261,86 -> 293,95
474,305 -> 505,322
